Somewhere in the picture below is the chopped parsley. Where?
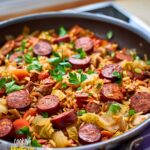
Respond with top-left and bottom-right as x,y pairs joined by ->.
113,71 -> 122,83
41,112 -> 49,118
16,126 -> 30,136
73,48 -> 86,59
108,103 -> 121,114
69,72 -> 87,85
86,69 -> 95,74
31,140 -> 42,147
77,87 -> 82,91
48,57 -> 61,66
59,26 -> 67,37
106,31 -> 113,40
27,61 -> 42,71
128,109 -> 136,116
20,40 -> 26,51
16,56 -> 23,63
61,83 -> 68,89
25,54 -> 33,64
5,80 -> 24,94
0,78 -> 6,89
77,110 -> 87,116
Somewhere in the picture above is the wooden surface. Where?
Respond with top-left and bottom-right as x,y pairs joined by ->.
0,0 -> 105,21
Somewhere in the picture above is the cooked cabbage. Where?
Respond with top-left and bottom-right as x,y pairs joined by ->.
52,131 -> 69,147
80,113 -> 119,133
32,116 -> 54,138
51,90 -> 66,101
0,98 -> 8,116
66,125 -> 78,142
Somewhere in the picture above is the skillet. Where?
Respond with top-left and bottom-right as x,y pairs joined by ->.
0,12 -> 150,150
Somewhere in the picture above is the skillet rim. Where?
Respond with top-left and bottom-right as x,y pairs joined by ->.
0,12 -> 150,150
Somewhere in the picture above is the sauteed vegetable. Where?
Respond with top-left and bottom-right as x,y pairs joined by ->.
0,25 -> 150,148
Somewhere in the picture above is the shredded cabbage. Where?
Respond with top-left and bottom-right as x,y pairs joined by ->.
80,113 -> 119,133
66,125 -> 78,142
32,116 -> 54,138
52,131 -> 69,147
51,90 -> 66,101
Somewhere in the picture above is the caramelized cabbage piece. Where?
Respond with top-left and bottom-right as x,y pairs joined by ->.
32,115 -> 54,138
52,131 -> 69,147
80,113 -> 119,133
66,125 -> 78,142
51,89 -> 66,101
0,98 -> 8,116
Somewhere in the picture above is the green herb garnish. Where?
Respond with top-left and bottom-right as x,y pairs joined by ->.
6,81 -> 24,94
25,54 -> 33,64
16,126 -> 30,136
128,109 -> 136,116
106,31 -> 113,40
108,103 -> 121,114
87,69 -> 95,74
27,61 -> 42,71
41,112 -> 49,118
73,48 -> 86,59
20,40 -> 26,51
0,78 -> 6,89
48,57 -> 61,66
59,26 -> 67,37
113,71 -> 122,83
31,140 -> 42,147
69,72 -> 87,85
61,83 -> 68,89
77,87 -> 82,91
77,110 -> 87,116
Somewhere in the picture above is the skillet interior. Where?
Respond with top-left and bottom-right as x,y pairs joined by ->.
0,12 -> 150,150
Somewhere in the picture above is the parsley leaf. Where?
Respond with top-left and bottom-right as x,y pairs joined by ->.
41,112 -> 49,118
61,83 -> 68,89
77,110 -> 87,116
27,61 -> 42,71
106,31 -> 113,40
113,71 -> 122,83
69,72 -> 87,85
16,126 -> 30,136
77,87 -> 82,91
31,140 -> 42,147
48,57 -> 61,66
0,78 -> 6,89
6,81 -> 24,94
25,54 -> 33,64
128,109 -> 136,116
86,69 -> 95,74
20,40 -> 26,51
59,26 -> 67,37
73,48 -> 86,59
108,103 -> 121,114
59,62 -> 72,68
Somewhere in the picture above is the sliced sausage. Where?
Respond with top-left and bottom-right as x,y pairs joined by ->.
9,52 -> 23,62
85,102 -> 100,113
75,92 -> 89,100
78,123 -> 101,144
101,83 -> 124,102
1,40 -> 15,55
30,72 -> 38,82
130,92 -> 150,114
115,52 -> 132,61
25,81 -> 34,93
51,109 -> 77,129
68,56 -> 90,69
33,40 -> 52,56
6,90 -> 31,110
53,35 -> 70,43
75,37 -> 94,53
101,64 -> 122,80
134,71 -> 150,80
37,95 -> 60,115
0,118 -> 13,140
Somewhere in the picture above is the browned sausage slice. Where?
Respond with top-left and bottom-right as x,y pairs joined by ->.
51,109 -> 77,129
130,92 -> 150,114
9,52 -> 23,62
75,37 -> 94,53
53,35 -> 70,43
101,64 -> 122,80
68,56 -> 90,69
33,40 -> 52,56
101,83 -> 124,102
6,90 -> 31,110
78,123 -> 101,144
0,118 -> 13,140
75,92 -> 89,100
85,102 -> 100,113
115,52 -> 132,61
37,95 -> 60,115
1,40 -> 15,55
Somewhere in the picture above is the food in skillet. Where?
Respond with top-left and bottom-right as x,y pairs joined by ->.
0,25 -> 150,148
